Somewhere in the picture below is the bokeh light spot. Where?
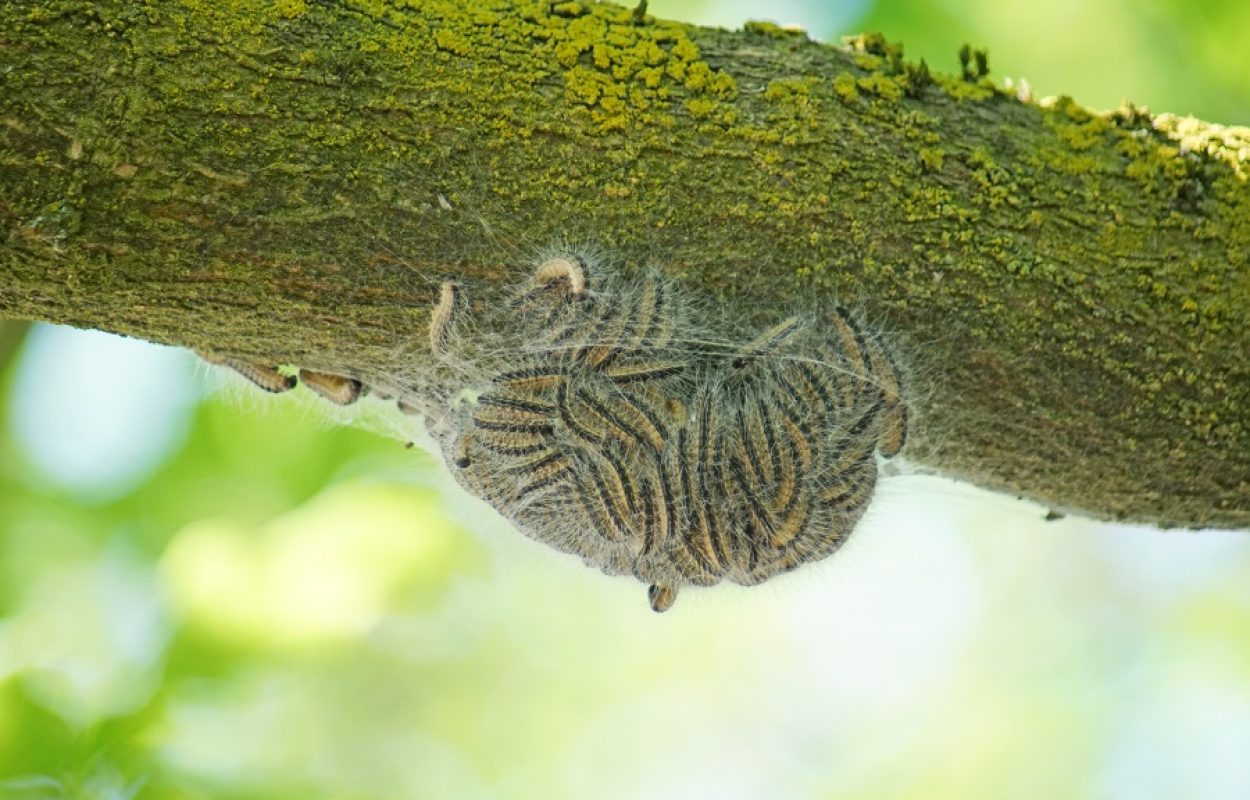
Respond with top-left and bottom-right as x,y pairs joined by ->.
8,326 -> 197,501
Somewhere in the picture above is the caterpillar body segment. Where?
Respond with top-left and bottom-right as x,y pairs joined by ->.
429,281 -> 462,357
532,255 -> 588,297
198,352 -> 296,394
299,369 -> 363,406
648,583 -> 679,613
732,315 -> 803,368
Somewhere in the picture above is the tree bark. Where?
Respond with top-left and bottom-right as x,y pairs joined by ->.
2,2 -> 1247,529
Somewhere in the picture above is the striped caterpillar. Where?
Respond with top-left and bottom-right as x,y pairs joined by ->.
199,252 -> 909,612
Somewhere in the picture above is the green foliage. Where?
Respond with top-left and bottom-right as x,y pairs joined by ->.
856,0 -> 1250,124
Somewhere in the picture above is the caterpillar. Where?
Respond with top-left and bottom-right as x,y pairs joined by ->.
198,251 -> 910,612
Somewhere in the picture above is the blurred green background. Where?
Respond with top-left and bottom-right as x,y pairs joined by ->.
2,1 -> 1248,798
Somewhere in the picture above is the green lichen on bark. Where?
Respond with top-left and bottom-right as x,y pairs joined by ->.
1,1 -> 1247,529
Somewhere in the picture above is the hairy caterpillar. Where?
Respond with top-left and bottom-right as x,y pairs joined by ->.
196,351 -> 296,394
199,251 -> 909,612
298,369 -> 364,406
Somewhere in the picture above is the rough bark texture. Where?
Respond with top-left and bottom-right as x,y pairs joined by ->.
2,2 -> 1247,529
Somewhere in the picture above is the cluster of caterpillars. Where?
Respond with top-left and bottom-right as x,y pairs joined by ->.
199,253 -> 909,612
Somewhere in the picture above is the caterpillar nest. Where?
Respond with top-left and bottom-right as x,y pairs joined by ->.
199,252 -> 909,613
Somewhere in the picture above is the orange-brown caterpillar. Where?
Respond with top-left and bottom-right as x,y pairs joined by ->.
196,352 -> 296,394
428,253 -> 909,612
298,369 -> 363,406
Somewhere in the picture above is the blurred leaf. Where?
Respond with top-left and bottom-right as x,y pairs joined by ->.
855,0 -> 1250,123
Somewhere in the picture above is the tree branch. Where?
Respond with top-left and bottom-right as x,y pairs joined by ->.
2,2 -> 1247,528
